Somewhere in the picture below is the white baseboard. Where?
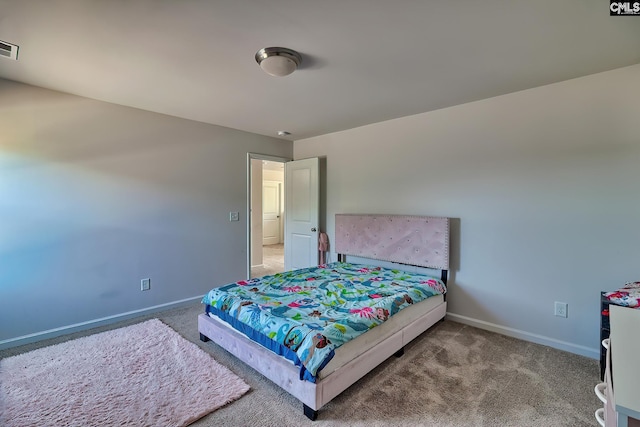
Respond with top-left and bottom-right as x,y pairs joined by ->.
2,301 -> 601,360
446,312 -> 600,360
0,296 -> 203,350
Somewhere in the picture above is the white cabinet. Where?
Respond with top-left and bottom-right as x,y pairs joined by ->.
597,306 -> 640,427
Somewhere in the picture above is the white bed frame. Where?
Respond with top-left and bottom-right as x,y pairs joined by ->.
198,214 -> 450,420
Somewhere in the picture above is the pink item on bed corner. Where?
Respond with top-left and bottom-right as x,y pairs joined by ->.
318,232 -> 329,264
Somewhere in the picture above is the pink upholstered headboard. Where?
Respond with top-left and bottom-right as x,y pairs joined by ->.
335,214 -> 450,270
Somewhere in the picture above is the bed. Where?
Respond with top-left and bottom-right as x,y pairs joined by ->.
198,214 -> 450,420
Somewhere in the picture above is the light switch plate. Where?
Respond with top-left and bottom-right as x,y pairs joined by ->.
229,212 -> 239,221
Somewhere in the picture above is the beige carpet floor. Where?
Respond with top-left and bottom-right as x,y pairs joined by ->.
251,243 -> 285,278
1,302 -> 601,426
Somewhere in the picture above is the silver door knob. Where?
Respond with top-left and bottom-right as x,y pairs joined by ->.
311,227 -> 317,232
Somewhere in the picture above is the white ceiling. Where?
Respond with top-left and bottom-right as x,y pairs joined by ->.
1,1 -> 638,141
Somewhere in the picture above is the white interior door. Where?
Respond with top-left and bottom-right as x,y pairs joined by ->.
262,181 -> 281,245
285,157 -> 319,271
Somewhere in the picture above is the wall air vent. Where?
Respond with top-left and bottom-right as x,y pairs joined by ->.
0,40 -> 19,60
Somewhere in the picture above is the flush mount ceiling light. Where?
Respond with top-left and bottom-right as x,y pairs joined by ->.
255,47 -> 302,77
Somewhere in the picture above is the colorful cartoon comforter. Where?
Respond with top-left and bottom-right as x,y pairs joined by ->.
202,262 -> 446,382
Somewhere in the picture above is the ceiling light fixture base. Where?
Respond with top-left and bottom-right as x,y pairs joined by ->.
255,47 -> 302,77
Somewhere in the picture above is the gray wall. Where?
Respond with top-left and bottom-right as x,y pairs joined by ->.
294,64 -> 640,357
0,79 -> 292,343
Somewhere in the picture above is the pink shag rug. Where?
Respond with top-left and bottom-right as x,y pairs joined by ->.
0,319 -> 250,427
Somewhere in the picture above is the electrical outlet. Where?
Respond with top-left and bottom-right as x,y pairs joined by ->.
554,301 -> 568,318
141,278 -> 151,291
229,212 -> 239,221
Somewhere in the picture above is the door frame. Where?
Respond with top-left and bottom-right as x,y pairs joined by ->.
246,153 -> 291,279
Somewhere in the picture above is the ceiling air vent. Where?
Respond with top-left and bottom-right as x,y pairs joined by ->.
0,40 -> 19,60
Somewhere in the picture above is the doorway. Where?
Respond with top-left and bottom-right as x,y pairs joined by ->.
248,155 -> 288,278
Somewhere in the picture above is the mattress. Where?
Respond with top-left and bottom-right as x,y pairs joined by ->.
207,294 -> 443,379
202,262 -> 446,381
317,293 -> 443,378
